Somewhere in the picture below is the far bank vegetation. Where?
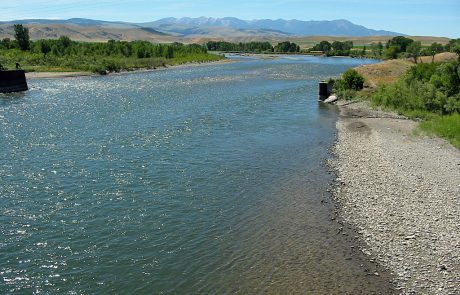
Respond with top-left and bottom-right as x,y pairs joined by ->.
0,24 -> 223,74
308,36 -> 459,61
206,40 -> 300,53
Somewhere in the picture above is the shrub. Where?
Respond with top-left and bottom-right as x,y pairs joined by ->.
333,69 -> 365,99
342,69 -> 365,91
371,61 -> 460,115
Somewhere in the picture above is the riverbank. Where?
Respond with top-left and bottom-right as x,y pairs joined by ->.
330,100 -> 460,294
25,59 -> 233,79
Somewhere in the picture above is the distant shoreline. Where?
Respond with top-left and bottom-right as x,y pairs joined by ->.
24,53 -> 381,80
25,59 -> 233,80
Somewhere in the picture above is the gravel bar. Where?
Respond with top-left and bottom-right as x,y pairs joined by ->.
330,101 -> 460,295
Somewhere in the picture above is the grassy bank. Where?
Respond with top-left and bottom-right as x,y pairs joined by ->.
419,114 -> 460,148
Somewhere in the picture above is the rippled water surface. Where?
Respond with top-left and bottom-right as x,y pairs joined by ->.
0,55 -> 394,294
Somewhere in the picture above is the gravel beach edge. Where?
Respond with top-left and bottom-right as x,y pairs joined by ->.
330,101 -> 460,295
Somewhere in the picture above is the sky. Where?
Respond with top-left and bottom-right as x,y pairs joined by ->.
1,0 -> 459,37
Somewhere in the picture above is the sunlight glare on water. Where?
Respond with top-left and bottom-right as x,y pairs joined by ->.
0,55 -> 395,294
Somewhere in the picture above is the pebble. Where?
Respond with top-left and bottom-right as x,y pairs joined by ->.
330,101 -> 460,295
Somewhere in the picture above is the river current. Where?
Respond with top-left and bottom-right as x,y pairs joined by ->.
0,55 -> 394,294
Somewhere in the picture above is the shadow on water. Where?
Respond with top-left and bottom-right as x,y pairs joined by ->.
318,100 -> 341,117
0,91 -> 27,105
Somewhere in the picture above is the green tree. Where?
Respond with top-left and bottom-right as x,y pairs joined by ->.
386,36 -> 414,52
0,38 -> 12,50
58,36 -> 72,48
39,40 -> 51,57
370,42 -> 383,57
312,41 -> 331,52
406,41 -> 422,64
377,42 -> 383,56
429,62 -> 460,97
428,42 -> 444,62
385,36 -> 414,59
165,46 -> 174,58
274,41 -> 299,53
452,45 -> 460,62
13,24 -> 30,51
328,41 -> 353,56
445,38 -> 460,51
331,41 -> 343,51
384,45 -> 400,59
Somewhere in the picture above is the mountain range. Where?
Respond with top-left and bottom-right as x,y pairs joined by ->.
141,17 -> 401,37
0,17 -> 403,42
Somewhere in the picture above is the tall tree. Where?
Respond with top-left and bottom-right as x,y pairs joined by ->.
13,24 -> 30,51
39,40 -> 51,57
428,42 -> 444,62
452,45 -> 460,62
58,36 -> 72,48
406,41 -> 422,64
361,45 -> 367,57
385,36 -> 414,58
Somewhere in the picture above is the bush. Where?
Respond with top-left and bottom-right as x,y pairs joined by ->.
332,69 -> 365,100
371,61 -> 460,115
342,69 -> 365,90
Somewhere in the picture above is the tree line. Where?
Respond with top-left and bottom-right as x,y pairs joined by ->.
309,36 -> 460,61
382,36 -> 460,63
206,40 -> 300,53
311,40 -> 355,56
0,24 -> 223,73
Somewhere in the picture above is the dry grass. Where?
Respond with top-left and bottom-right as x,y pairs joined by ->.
0,24 -> 178,43
355,59 -> 412,88
418,52 -> 458,63
292,35 -> 451,49
355,52 -> 458,89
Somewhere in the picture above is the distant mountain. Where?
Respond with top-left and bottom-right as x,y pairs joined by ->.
141,17 -> 402,37
0,18 -> 174,42
0,17 -> 404,42
147,23 -> 290,39
0,18 -> 294,41
0,18 -> 135,28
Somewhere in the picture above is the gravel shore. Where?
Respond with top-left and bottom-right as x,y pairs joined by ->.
330,101 -> 460,295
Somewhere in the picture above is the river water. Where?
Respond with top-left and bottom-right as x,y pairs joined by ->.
0,55 -> 394,294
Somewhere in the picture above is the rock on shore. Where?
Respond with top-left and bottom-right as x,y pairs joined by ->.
331,101 -> 460,295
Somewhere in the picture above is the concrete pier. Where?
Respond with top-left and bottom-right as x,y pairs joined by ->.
318,81 -> 330,101
0,70 -> 28,93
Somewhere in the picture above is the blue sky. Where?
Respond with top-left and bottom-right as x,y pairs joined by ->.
1,0 -> 459,37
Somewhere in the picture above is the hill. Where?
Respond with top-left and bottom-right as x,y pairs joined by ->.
141,17 -> 402,37
0,22 -> 176,43
0,17 -> 405,42
0,18 -> 451,46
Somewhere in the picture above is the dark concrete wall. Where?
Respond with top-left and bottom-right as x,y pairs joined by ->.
318,81 -> 330,101
0,70 -> 28,93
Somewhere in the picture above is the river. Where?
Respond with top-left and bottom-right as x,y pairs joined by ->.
0,55 -> 394,294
